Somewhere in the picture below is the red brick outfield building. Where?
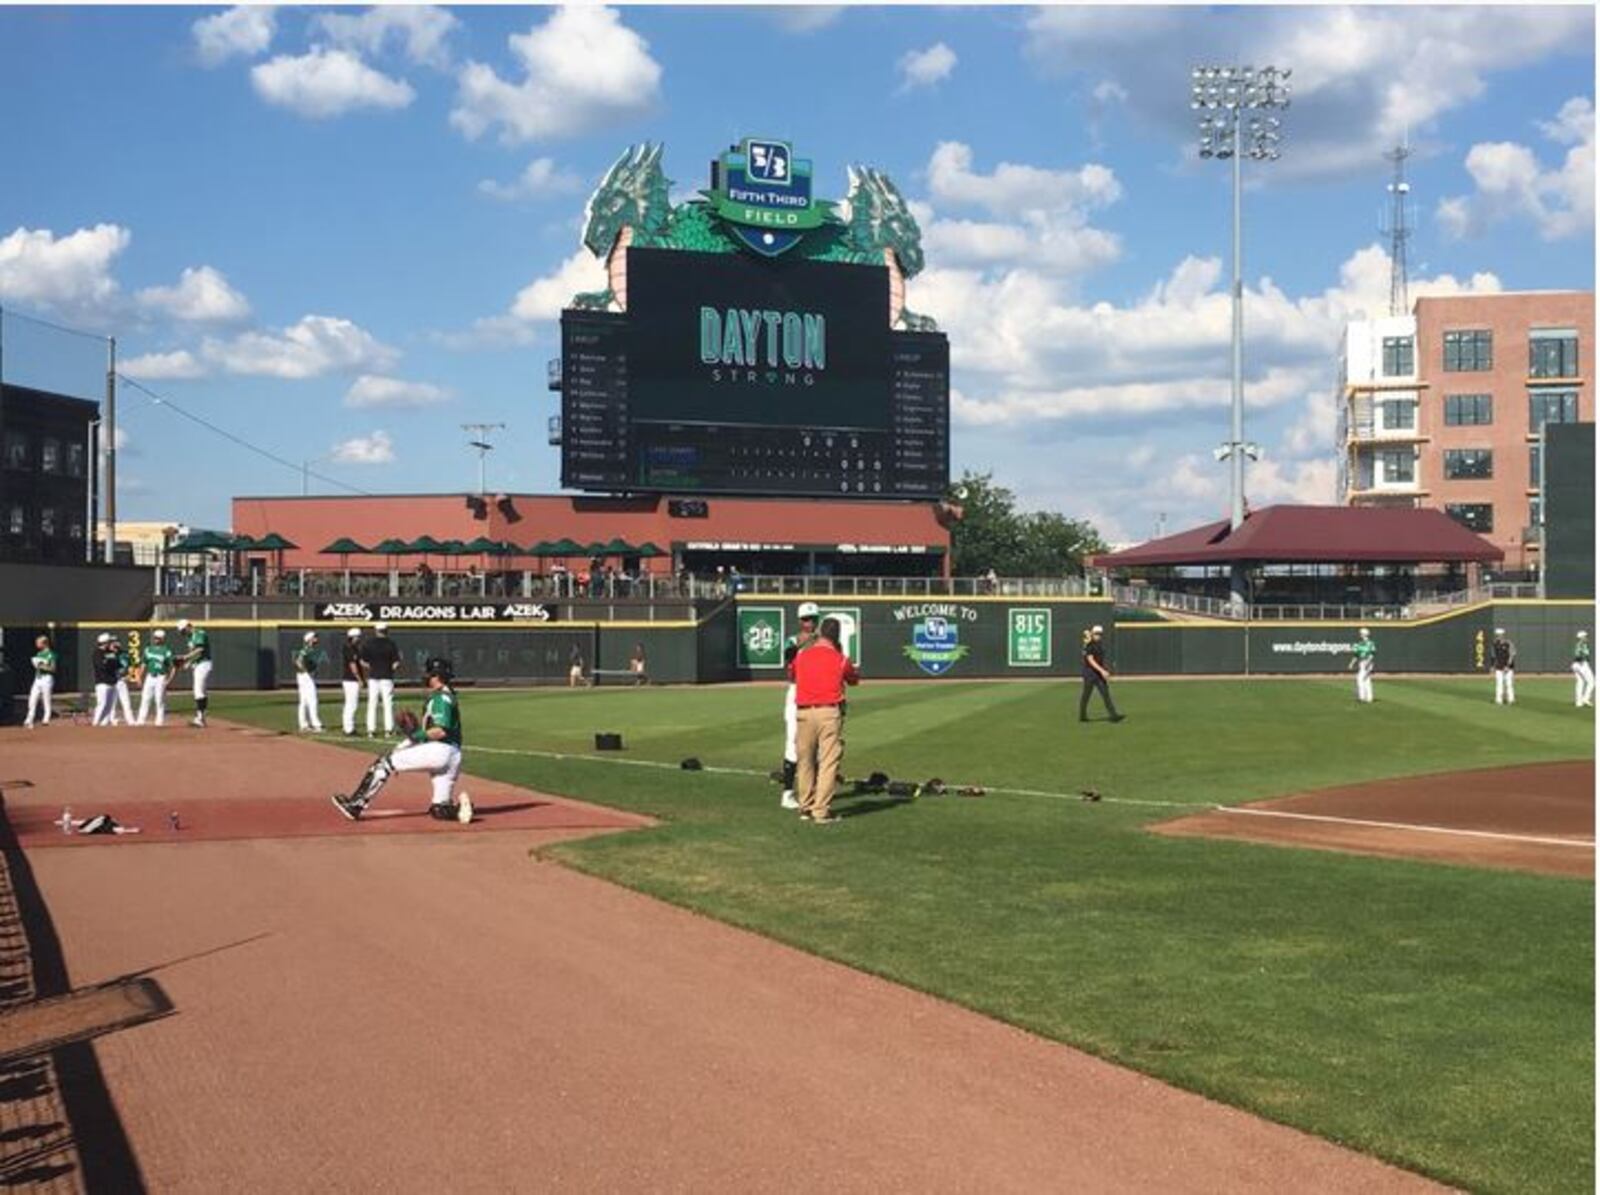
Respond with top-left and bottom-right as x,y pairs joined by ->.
230,492 -> 951,578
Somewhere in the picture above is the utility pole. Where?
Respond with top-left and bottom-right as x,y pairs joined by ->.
105,336 -> 116,564
462,422 -> 507,495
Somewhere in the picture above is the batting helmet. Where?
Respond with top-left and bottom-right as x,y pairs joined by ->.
424,656 -> 454,682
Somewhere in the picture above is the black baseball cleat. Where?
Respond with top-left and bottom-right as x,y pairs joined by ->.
1110,714 -> 1127,723
331,794 -> 362,821
428,802 -> 458,822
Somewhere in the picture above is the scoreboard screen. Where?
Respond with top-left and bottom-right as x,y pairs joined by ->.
561,247 -> 949,499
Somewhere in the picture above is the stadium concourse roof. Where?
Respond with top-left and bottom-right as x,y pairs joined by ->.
1090,505 -> 1504,568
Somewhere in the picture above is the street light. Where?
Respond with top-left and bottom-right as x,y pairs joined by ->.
1192,64 -> 1289,606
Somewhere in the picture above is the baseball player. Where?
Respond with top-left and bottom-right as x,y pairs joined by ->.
177,618 -> 213,727
295,631 -> 325,733
331,655 -> 472,824
779,601 -> 821,809
1490,627 -> 1517,705
91,633 -> 124,726
136,629 -> 176,726
1572,630 -> 1594,708
360,621 -> 400,737
23,634 -> 56,728
108,636 -> 135,725
340,627 -> 366,735
1079,625 -> 1124,723
1348,627 -> 1376,703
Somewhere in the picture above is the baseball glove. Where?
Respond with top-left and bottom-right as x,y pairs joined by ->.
395,709 -> 421,735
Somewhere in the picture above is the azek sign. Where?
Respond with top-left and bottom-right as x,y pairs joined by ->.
704,138 -> 835,257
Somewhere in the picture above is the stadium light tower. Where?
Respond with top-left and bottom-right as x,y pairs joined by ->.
1191,64 -> 1289,574
462,422 -> 507,496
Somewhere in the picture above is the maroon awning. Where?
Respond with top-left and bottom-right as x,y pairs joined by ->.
1091,505 -> 1504,568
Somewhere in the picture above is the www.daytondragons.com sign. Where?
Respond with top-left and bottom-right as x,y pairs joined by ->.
315,602 -> 555,623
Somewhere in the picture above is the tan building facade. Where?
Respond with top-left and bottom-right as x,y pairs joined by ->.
1340,291 -> 1593,574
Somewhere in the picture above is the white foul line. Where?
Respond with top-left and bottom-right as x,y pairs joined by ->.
463,744 -> 1198,808
1215,805 -> 1596,850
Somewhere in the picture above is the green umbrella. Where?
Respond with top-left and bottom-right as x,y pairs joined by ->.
546,538 -> 583,556
372,537 -> 410,556
321,537 -> 369,555
440,538 -> 466,555
584,541 -> 609,556
407,535 -> 445,552
463,536 -> 501,555
636,542 -> 666,558
170,529 -> 238,551
603,537 -> 635,555
251,532 -> 298,551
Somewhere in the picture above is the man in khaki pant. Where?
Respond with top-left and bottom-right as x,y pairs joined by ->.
789,617 -> 860,825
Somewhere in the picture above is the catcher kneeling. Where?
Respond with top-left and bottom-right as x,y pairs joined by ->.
332,656 -> 472,825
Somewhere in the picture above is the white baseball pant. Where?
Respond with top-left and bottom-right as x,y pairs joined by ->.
191,659 -> 213,701
342,680 -> 362,734
783,683 -> 799,763
110,680 -> 134,725
25,676 -> 53,726
1494,668 -> 1516,704
388,740 -> 462,806
366,678 -> 395,735
1356,660 -> 1374,703
296,673 -> 323,731
137,674 -> 170,726
1572,661 -> 1594,707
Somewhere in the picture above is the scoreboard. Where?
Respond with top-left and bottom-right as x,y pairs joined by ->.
561,247 -> 949,499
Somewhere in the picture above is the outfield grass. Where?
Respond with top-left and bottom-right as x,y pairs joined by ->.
216,677 -> 1594,1195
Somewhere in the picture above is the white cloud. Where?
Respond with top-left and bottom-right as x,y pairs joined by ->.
136,266 -> 251,324
927,141 -> 1121,217
478,157 -> 584,201
1438,96 -> 1594,241
450,7 -> 662,143
449,249 -> 606,347
898,43 -> 956,92
311,6 -> 458,69
193,6 -> 275,68
122,350 -> 206,380
203,315 -> 399,379
251,48 -> 415,119
769,7 -> 845,34
331,430 -> 394,465
0,223 -> 128,315
345,374 -> 451,409
1024,6 -> 1593,180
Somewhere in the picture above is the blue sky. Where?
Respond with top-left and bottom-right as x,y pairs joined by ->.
1,4 -> 1592,543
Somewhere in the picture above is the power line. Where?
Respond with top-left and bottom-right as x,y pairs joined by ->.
117,373 -> 373,496
0,304 -> 112,343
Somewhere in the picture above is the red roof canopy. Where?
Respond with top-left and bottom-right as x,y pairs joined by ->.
1091,505 -> 1504,568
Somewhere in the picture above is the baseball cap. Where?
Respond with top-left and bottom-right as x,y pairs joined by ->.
96,632 -> 111,644
153,629 -> 165,640
1580,631 -> 1589,638
303,631 -> 317,643
798,602 -> 821,620
1495,627 -> 1506,635
1090,624 -> 1104,634
374,621 -> 389,631
176,618 -> 190,631
347,627 -> 362,637
1359,627 -> 1369,636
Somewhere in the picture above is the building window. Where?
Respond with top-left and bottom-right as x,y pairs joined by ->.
39,507 -> 56,538
1444,329 -> 1493,371
1443,393 -> 1492,425
40,439 -> 61,474
1378,449 -> 1414,484
1530,444 -> 1542,487
6,505 -> 24,536
66,443 -> 85,477
1379,398 -> 1416,431
1529,328 -> 1579,378
1529,497 -> 1543,527
1445,503 -> 1494,533
3,433 -> 28,471
1529,389 -> 1579,428
1444,448 -> 1493,480
1381,336 -> 1414,376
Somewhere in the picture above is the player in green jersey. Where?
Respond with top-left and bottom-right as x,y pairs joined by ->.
332,656 -> 472,825
294,631 -> 326,733
176,618 -> 213,727
1573,630 -> 1594,708
1348,627 -> 1376,703
24,635 -> 56,728
136,629 -> 177,726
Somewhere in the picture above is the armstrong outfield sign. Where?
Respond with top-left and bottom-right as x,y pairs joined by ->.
315,602 -> 555,623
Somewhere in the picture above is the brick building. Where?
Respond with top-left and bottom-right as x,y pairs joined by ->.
1339,290 -> 1594,573
0,383 -> 98,565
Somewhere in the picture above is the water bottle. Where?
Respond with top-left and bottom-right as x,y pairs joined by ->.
58,807 -> 73,836
168,811 -> 181,832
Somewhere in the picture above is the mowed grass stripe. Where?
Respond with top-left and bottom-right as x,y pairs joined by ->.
214,677 -> 1594,1195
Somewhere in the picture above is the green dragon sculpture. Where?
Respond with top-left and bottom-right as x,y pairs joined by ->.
571,143 -> 938,332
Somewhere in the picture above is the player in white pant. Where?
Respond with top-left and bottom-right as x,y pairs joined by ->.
136,629 -> 176,726
362,622 -> 400,737
1572,630 -> 1594,708
1489,628 -> 1517,704
333,656 -> 471,824
109,636 -> 135,725
294,630 -> 325,732
24,635 -> 56,728
778,603 -> 821,809
91,633 -> 123,726
340,627 -> 366,735
177,619 -> 215,727
1349,627 -> 1376,703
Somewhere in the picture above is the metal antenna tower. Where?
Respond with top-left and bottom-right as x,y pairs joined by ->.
1380,142 -> 1413,316
462,422 -> 507,495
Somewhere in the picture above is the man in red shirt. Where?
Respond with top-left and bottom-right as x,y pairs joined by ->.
788,617 -> 860,824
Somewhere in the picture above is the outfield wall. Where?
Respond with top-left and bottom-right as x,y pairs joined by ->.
18,598 -> 1594,694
